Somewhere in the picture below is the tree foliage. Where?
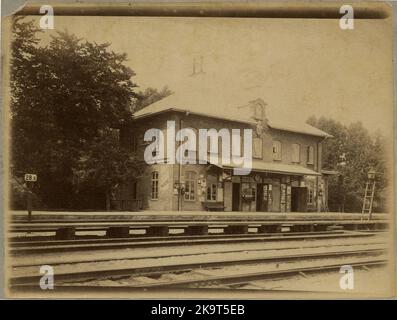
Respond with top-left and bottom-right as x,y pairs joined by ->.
307,116 -> 388,212
134,86 -> 173,111
10,18 -> 166,210
73,129 -> 145,210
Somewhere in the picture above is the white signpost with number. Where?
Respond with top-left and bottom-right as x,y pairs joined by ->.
24,174 -> 37,182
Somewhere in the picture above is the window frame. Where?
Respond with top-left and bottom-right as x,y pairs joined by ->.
272,140 -> 282,161
307,181 -> 314,205
150,130 -> 161,158
291,143 -> 301,163
184,171 -> 197,201
253,137 -> 263,159
206,183 -> 218,202
151,171 -> 159,200
306,145 -> 314,164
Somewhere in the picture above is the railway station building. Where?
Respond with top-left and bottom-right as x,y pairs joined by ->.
114,78 -> 333,213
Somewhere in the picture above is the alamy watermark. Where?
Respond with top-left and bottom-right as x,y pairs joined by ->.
144,121 -> 253,175
39,5 -> 54,30
39,265 -> 54,290
339,5 -> 354,30
339,265 -> 354,290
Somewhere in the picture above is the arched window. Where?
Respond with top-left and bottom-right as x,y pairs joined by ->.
272,141 -> 282,161
184,171 -> 196,201
292,143 -> 300,163
151,171 -> 159,200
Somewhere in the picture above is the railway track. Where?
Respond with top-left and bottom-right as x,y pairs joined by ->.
130,260 -> 386,289
10,243 -> 387,287
9,230 -> 380,254
12,238 -> 387,267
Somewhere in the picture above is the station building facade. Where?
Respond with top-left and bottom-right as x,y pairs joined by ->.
115,94 -> 332,213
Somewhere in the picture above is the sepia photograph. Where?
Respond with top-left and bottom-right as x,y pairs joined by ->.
1,1 -> 395,302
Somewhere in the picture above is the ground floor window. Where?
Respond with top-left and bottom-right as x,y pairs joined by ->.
151,171 -> 159,200
184,171 -> 196,201
307,181 -> 314,205
206,183 -> 217,201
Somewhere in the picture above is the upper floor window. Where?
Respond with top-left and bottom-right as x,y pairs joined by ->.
184,171 -> 196,201
180,127 -> 197,162
253,137 -> 263,159
292,143 -> 300,163
307,146 -> 314,164
273,141 -> 282,161
151,171 -> 159,200
150,130 -> 161,158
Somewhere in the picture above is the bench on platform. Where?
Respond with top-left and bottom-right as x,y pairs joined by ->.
203,202 -> 225,211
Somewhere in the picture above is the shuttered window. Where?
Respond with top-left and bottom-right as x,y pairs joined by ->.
272,141 -> 282,161
292,143 -> 300,163
307,146 -> 314,164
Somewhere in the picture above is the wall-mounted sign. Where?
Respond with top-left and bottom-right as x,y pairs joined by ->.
231,176 -> 241,183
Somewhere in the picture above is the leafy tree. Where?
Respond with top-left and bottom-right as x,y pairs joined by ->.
73,129 -> 145,211
307,116 -> 388,212
10,18 -> 142,209
134,86 -> 173,111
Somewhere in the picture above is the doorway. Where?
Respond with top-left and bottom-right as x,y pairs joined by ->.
291,187 -> 308,212
232,183 -> 240,211
256,183 -> 270,211
256,183 -> 263,211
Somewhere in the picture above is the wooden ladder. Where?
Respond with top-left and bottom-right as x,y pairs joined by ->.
361,180 -> 376,220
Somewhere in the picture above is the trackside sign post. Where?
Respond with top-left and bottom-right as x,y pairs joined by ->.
25,174 -> 37,221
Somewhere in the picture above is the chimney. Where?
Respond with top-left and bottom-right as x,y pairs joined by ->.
190,56 -> 205,76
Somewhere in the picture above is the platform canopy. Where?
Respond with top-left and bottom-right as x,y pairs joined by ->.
223,160 -> 321,176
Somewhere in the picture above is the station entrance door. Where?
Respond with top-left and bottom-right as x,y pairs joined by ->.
291,187 -> 308,212
256,183 -> 270,212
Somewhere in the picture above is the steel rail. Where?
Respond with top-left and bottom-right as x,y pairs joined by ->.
10,248 -> 387,286
9,231 -> 377,255
130,260 -> 387,289
12,241 -> 387,268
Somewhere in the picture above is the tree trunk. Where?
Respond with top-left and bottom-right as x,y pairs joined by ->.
105,191 -> 111,211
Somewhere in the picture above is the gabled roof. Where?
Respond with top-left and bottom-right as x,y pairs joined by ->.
133,75 -> 331,138
133,92 -> 256,125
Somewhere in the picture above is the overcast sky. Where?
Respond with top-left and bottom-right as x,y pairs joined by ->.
26,15 -> 393,136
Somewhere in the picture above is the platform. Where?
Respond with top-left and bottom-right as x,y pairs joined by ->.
10,210 -> 389,222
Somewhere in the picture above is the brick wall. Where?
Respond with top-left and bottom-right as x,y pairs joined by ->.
118,110 -> 325,211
